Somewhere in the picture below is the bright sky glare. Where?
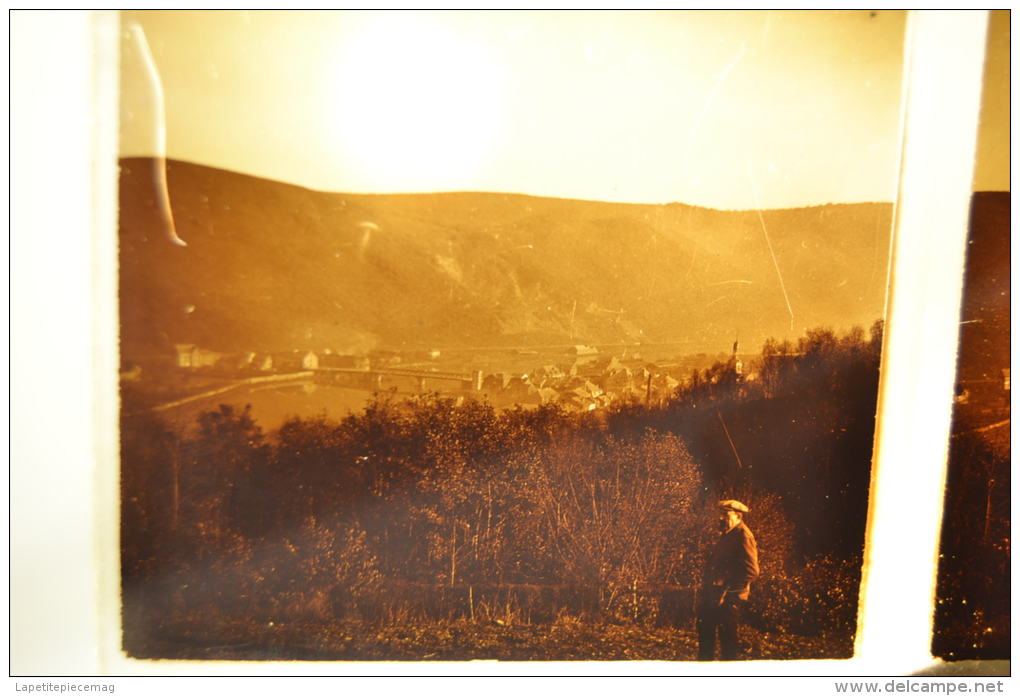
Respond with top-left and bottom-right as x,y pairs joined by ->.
121,10 -> 911,209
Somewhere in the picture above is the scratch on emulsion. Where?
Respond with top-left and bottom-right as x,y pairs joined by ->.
357,221 -> 380,261
128,22 -> 186,247
688,43 -> 747,146
747,162 -> 794,331
681,12 -> 771,193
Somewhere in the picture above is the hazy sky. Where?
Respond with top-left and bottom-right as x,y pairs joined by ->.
121,10 -> 911,209
971,9 -> 1010,192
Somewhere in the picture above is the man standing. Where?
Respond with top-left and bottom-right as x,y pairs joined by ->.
697,499 -> 759,661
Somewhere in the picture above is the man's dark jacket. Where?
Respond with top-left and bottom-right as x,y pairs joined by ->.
701,521 -> 760,602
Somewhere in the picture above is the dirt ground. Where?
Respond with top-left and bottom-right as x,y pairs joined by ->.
127,615 -> 847,662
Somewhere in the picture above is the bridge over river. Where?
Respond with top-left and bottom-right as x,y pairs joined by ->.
314,366 -> 484,392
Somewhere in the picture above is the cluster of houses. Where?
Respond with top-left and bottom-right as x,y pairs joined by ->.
128,343 -> 692,413
170,344 -> 375,375
480,349 -> 681,411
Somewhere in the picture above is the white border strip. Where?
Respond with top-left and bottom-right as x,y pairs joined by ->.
855,10 -> 989,669
10,10 -> 100,674
91,9 -> 123,676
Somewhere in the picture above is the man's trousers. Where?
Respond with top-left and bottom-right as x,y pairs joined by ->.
696,592 -> 744,661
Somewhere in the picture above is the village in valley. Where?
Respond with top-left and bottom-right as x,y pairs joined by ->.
121,340 -> 749,422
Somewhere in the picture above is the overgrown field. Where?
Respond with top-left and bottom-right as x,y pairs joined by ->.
122,325 -> 881,660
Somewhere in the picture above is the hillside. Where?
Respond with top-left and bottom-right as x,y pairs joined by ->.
934,190 -> 1011,661
119,158 -> 892,355
955,191 -> 1011,384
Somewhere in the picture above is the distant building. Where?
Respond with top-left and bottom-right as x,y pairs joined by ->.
517,384 -> 545,406
173,344 -> 197,368
273,350 -> 319,372
567,344 -> 599,356
173,344 -> 222,369
559,383 -> 602,411
602,367 -> 633,390
502,376 -> 537,402
482,373 -> 512,391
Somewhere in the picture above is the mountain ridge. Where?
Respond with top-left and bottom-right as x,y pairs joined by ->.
123,155 -> 895,212
119,157 -> 893,356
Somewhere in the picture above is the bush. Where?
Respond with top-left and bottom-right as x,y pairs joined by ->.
747,553 -> 861,638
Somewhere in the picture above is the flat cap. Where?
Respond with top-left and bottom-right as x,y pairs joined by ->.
719,499 -> 749,514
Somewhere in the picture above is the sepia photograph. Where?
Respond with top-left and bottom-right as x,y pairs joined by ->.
114,9 -> 910,662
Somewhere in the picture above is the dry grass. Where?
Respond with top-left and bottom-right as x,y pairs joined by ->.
126,613 -> 847,662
